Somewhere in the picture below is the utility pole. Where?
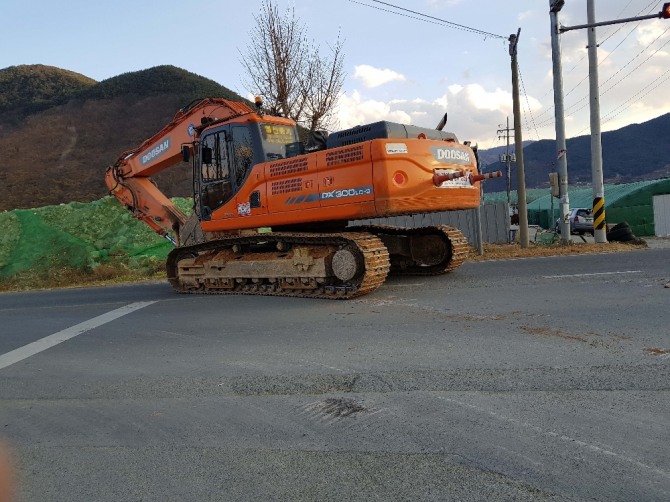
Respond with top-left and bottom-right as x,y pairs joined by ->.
549,0 -> 572,243
510,29 -> 529,248
497,118 -> 514,207
555,2 -> 670,244
586,0 -> 606,243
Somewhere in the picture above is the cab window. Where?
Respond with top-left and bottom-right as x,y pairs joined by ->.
259,123 -> 299,161
201,133 -> 229,182
231,126 -> 254,186
199,131 -> 233,214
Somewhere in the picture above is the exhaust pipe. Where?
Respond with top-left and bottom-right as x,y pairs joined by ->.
433,170 -> 502,187
470,171 -> 502,184
433,170 -> 465,186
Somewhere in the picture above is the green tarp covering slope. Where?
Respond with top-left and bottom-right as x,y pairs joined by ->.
0,197 -> 192,279
526,179 -> 670,235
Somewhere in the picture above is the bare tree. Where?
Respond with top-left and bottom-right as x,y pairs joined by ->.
241,0 -> 345,133
303,34 -> 345,132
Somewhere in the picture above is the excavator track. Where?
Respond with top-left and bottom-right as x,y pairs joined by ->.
166,232 -> 390,299
347,224 -> 469,276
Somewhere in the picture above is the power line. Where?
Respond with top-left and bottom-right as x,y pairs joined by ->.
348,0 -> 507,40
600,27 -> 670,96
550,27 -> 670,123
563,8 -> 667,110
484,131 -> 502,152
598,0 -> 654,44
602,70 -> 670,124
575,66 -> 670,135
517,62 -> 541,141
533,0 -> 662,126
534,27 -> 670,130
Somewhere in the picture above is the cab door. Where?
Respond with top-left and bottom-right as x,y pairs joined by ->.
196,127 -> 234,221
229,124 -> 268,218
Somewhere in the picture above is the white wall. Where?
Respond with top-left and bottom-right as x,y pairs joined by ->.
653,194 -> 670,237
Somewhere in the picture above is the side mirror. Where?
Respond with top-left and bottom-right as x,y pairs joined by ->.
201,146 -> 213,165
182,145 -> 190,163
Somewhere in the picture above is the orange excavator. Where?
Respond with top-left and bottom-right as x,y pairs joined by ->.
106,97 -> 500,299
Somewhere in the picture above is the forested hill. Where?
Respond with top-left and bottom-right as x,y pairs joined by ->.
479,113 -> 670,193
0,65 -> 248,211
0,64 -> 96,116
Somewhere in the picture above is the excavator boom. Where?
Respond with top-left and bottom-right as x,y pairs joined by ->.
105,98 -> 255,243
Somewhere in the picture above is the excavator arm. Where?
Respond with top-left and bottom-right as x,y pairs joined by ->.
105,98 -> 255,245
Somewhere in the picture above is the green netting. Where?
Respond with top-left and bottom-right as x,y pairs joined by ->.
526,179 -> 670,236
0,197 -> 193,279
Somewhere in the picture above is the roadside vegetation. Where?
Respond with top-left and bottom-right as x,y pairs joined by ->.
0,261 -> 166,293
468,239 -> 647,262
0,197 -> 189,293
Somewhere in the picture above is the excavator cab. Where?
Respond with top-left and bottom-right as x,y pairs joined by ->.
194,119 -> 300,220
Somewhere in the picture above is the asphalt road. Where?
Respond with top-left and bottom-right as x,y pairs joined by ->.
1,247 -> 669,501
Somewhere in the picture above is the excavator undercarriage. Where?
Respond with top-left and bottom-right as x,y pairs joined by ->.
166,225 -> 467,299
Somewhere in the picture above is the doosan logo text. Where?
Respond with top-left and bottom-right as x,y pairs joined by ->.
434,148 -> 470,162
141,138 -> 171,165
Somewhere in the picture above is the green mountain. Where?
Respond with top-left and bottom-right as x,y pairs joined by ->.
80,65 -> 247,102
0,64 -> 96,115
480,113 -> 670,192
0,65 -> 248,211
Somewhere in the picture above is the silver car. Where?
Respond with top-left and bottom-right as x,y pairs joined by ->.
555,208 -> 594,235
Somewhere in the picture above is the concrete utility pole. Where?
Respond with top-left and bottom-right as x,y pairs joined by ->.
586,0 -> 607,243
549,0 -> 572,243
510,29 -> 529,248
555,2 -> 670,244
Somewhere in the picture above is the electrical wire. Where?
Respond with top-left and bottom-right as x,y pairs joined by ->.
517,62 -> 542,141
548,26 -> 670,124
349,0 -> 668,140
601,69 -> 670,124
533,0 -> 661,125
348,0 -> 507,40
598,0 -> 653,45
575,66 -> 670,135
600,27 -> 670,95
534,27 -> 669,130
484,131 -> 502,152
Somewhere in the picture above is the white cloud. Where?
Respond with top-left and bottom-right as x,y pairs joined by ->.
389,98 -> 430,106
335,90 -> 412,129
636,20 -> 670,47
434,95 -> 448,109
334,83 -> 546,149
449,84 -> 513,113
518,10 -> 533,22
353,65 -> 406,88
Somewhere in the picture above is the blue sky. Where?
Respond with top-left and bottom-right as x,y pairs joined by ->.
3,0 -> 669,148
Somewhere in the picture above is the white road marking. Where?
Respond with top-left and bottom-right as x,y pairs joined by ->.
438,395 -> 670,480
542,270 -> 642,279
0,301 -> 157,371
